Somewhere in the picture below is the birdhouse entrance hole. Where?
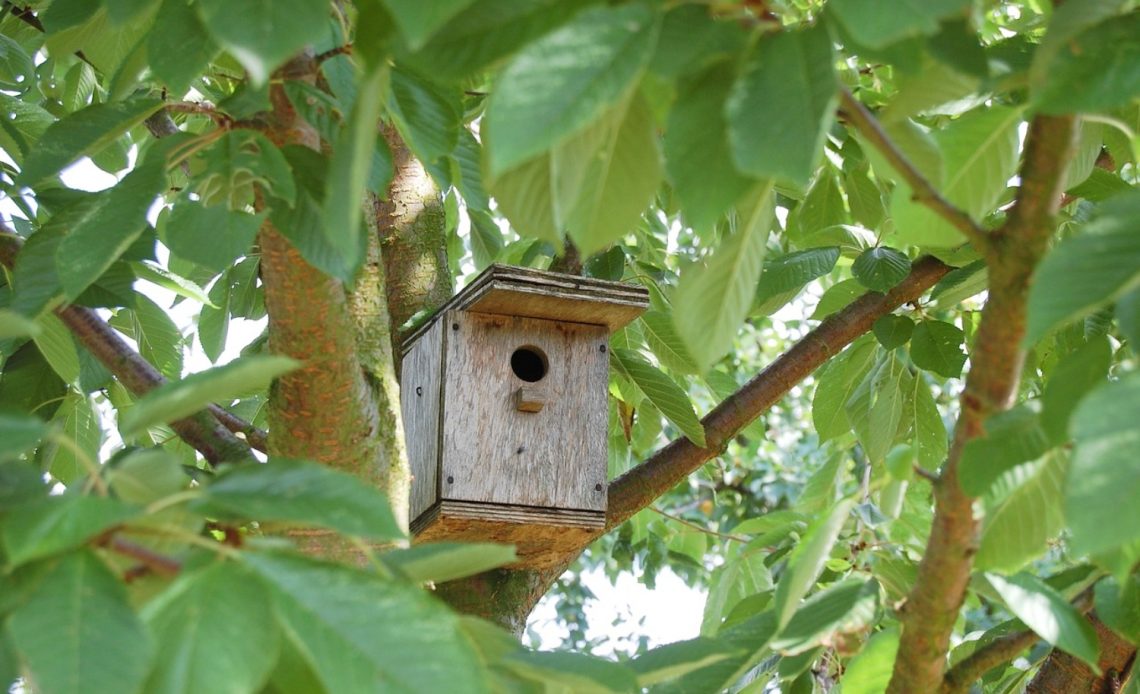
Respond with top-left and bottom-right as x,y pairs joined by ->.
510,346 -> 547,382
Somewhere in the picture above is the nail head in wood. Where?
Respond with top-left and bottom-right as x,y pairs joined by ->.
514,386 -> 545,413
415,386 -> 423,396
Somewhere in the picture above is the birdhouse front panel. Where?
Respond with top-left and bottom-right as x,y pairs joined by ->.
439,310 -> 609,513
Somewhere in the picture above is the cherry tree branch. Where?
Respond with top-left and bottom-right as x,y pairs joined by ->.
606,255 -> 952,528
886,114 -> 1078,693
941,587 -> 1095,694
0,228 -> 261,464
838,88 -> 992,254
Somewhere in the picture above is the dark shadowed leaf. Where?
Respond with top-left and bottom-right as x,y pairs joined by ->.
910,320 -> 967,378
727,27 -> 837,187
7,551 -> 154,694
194,458 -> 403,540
852,247 -> 911,292
142,561 -> 280,694
872,315 -> 915,350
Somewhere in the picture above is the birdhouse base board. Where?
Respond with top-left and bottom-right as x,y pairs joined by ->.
411,500 -> 605,570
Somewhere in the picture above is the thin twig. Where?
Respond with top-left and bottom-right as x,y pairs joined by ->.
650,506 -> 749,544
838,87 -> 992,254
102,535 -> 183,577
315,44 -> 352,63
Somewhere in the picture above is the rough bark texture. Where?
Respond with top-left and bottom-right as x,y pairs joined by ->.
437,256 -> 953,631
257,58 -> 403,557
887,114 -> 1078,693
373,124 -> 451,361
1027,614 -> 1136,693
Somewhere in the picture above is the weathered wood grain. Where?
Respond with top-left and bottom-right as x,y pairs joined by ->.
412,500 -> 605,569
401,319 -> 444,522
440,311 -> 609,512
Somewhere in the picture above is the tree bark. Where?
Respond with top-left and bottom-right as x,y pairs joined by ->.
1027,614 -> 1136,694
373,124 -> 452,363
887,114 -> 1078,693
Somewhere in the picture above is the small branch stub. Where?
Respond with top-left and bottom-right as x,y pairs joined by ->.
515,386 -> 546,413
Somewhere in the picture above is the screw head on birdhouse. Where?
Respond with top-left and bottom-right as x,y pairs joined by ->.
399,265 -> 648,569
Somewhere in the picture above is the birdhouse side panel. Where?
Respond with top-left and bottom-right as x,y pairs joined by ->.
401,319 -> 445,523
440,311 -> 609,512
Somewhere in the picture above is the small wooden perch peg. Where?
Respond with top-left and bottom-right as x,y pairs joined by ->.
515,387 -> 545,413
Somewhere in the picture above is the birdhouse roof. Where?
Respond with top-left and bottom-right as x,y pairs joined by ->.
402,264 -> 649,351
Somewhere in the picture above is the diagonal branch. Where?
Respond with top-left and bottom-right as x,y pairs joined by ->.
838,87 -> 992,254
605,255 -> 951,528
0,228 -> 261,464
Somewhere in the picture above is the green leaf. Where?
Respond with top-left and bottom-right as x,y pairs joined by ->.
193,458 -> 403,541
119,355 -> 300,437
0,414 -> 47,462
381,542 -> 516,583
639,311 -> 699,375
727,27 -> 838,187
147,0 -> 219,96
486,152 -> 561,244
911,374 -> 948,471
812,337 -> 878,441
244,552 -> 489,693
891,106 -> 1022,248
483,3 -> 658,177
161,202 -> 265,273
401,0 -> 591,82
873,315 -> 915,350
852,247 -> 911,292
702,544 -> 774,636
610,348 -> 705,447
840,628 -> 900,694
754,247 -> 840,315
42,394 -> 103,485
847,352 -> 910,465
322,66 -> 385,280
930,260 -> 987,308
976,452 -> 1069,573
503,650 -> 637,693
0,342 -> 68,419
772,499 -> 854,629
959,404 -> 1054,497
195,0 -> 329,86
110,294 -> 186,382
142,561 -> 279,694
16,97 -> 162,186
665,61 -> 754,235
655,610 -> 778,694
55,155 -> 167,300
386,66 -> 461,165
673,183 -> 773,372
1095,575 -> 1140,646
1066,371 -> 1140,556
631,637 -> 741,688
1026,194 -> 1140,344
32,313 -> 81,385
770,579 -> 880,655
827,0 -> 970,49
910,319 -> 967,378
1035,14 -> 1140,115
788,168 -> 847,247
2,495 -> 138,567
844,167 -> 886,230
811,278 -> 866,320
196,130 -> 296,206
7,551 -> 153,694
0,309 -> 40,340
986,572 -> 1101,671
1042,337 -> 1113,441
558,93 -> 663,255
382,0 -> 475,49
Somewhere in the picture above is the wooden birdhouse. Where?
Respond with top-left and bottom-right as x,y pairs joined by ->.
400,265 -> 649,569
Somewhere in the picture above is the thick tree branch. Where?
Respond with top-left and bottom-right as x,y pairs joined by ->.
941,588 -> 1095,694
439,256 -> 954,631
606,255 -> 951,528
0,229 -> 258,464
887,114 -> 1078,693
1027,612 -> 1136,693
839,88 -> 992,253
